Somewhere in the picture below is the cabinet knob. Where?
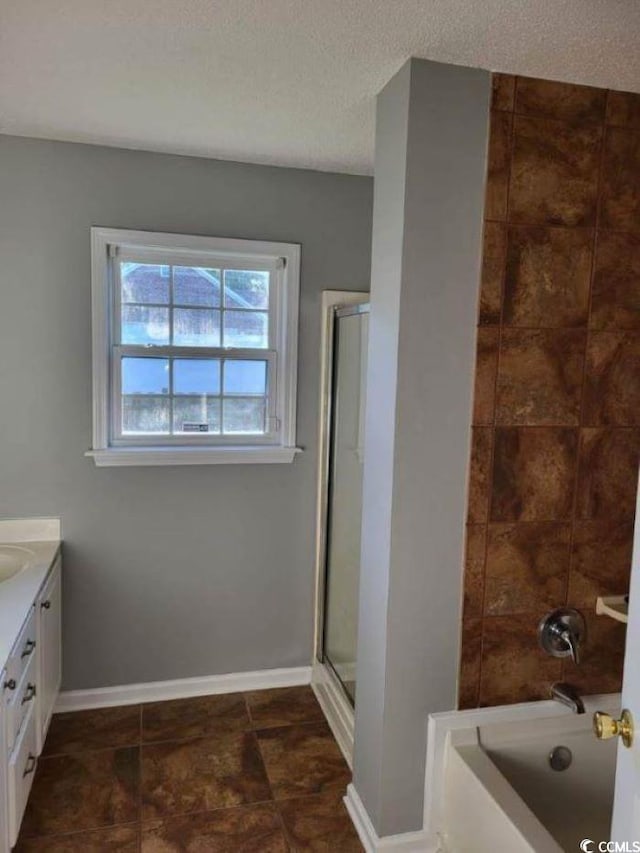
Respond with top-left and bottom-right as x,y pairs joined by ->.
41,601 -> 51,610
21,683 -> 36,704
23,753 -> 36,778
3,678 -> 16,691
21,639 -> 36,659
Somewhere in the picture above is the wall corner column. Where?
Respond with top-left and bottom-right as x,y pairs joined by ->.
352,57 -> 491,837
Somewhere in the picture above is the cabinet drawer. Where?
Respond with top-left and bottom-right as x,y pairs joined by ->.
36,556 -> 62,754
5,606 -> 37,688
6,651 -> 37,755
8,703 -> 37,848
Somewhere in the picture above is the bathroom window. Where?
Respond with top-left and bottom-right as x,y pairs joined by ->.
88,228 -> 300,466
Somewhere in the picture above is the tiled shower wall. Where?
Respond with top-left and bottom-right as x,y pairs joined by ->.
460,74 -> 640,708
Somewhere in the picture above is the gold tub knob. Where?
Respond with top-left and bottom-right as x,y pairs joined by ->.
593,709 -> 634,748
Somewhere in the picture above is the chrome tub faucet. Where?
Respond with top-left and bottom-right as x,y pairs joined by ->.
551,682 -> 585,715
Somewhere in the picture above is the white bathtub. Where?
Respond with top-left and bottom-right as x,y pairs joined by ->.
424,694 -> 620,852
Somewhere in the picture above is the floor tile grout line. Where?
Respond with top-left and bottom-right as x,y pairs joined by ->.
26,792 -> 355,848
254,718 -> 350,804
272,799 -> 295,851
242,690 -> 256,728
28,689 -> 335,839
20,820 -> 141,843
24,798 -> 301,843
39,740 -> 143,759
137,717 -> 330,752
142,791 -> 353,822
270,781 -> 353,805
139,796 -> 279,825
25,690 -> 352,848
141,726 -> 252,748
248,727 -> 277,805
44,696 -> 325,756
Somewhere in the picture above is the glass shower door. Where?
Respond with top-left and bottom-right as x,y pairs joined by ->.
322,304 -> 368,705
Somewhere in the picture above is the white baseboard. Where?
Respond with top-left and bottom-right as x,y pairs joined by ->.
310,659 -> 354,767
344,784 -> 432,853
55,665 -> 312,712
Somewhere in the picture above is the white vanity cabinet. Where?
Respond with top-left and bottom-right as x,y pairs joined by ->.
0,670 -> 7,853
0,551 -> 61,851
36,557 -> 61,752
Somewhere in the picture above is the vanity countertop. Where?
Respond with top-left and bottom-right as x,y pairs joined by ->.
0,519 -> 61,670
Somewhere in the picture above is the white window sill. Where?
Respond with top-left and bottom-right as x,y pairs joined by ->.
86,446 -> 302,467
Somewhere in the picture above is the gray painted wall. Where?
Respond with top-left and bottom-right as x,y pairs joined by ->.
0,135 -> 372,690
353,59 -> 490,835
352,59 -> 410,830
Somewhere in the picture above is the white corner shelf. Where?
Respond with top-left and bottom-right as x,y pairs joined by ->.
595,595 -> 629,625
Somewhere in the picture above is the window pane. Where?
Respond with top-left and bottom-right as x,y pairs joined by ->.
173,308 -> 221,347
224,270 -> 269,309
174,359 -> 221,395
123,396 -> 170,433
122,358 -> 170,394
173,397 -> 221,434
121,263 -> 170,304
223,310 -> 268,348
223,397 -> 266,434
223,360 -> 267,395
121,305 -> 170,345
174,267 -> 221,307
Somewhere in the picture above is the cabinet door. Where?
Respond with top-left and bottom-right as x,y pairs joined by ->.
0,669 -> 8,853
36,558 -> 62,752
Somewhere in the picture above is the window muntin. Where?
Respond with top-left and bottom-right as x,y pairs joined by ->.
89,229 -> 300,464
111,251 -> 279,446
118,263 -> 270,350
114,353 -> 271,438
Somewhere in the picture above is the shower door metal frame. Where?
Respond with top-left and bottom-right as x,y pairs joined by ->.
313,296 -> 369,666
312,294 -> 368,663
320,301 -> 369,704
310,292 -> 368,767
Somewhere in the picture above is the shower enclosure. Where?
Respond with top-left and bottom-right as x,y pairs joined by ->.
312,292 -> 368,761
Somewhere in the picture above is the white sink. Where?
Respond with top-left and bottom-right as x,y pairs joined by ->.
0,545 -> 33,582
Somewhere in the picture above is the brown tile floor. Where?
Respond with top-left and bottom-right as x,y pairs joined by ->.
16,686 -> 363,852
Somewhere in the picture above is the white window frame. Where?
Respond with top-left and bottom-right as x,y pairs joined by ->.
87,227 -> 301,466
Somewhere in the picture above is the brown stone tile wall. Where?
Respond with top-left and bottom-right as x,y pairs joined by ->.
460,74 -> 640,708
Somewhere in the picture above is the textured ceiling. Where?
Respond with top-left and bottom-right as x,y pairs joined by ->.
1,1 -> 639,175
